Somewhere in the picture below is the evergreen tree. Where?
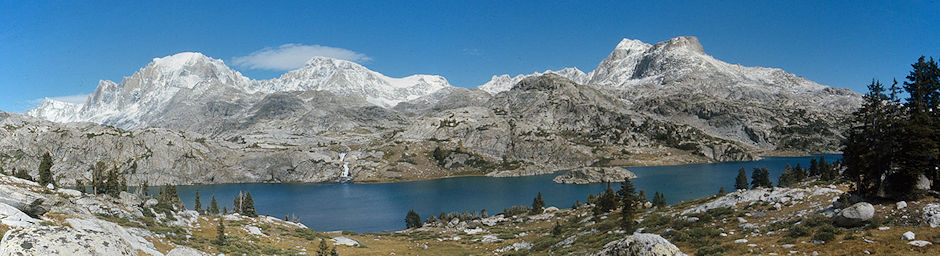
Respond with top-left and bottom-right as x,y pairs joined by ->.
318,239 -> 330,256
194,189 -> 202,213
735,168 -> 749,190
751,168 -> 763,188
617,177 -> 637,232
530,192 -> 545,214
899,56 -> 940,194
652,192 -> 667,207
214,216 -> 226,246
38,152 -> 54,187
243,191 -> 258,217
638,190 -> 648,203
809,158 -> 819,177
572,200 -> 581,209
405,209 -> 422,229
330,246 -> 339,256
223,207 -> 228,215
209,195 -> 220,215
718,187 -> 726,196
552,222 -> 563,236
593,183 -> 619,215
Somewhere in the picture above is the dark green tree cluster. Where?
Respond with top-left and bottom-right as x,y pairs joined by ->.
37,152 -> 55,187
735,168 -> 749,190
778,163 -> 809,187
651,192 -> 667,207
232,191 -> 258,217
750,168 -> 772,188
317,238 -> 340,256
90,161 -> 127,197
617,177 -> 637,232
405,209 -> 422,229
156,184 -> 185,210
593,183 -> 619,216
530,192 -> 545,214
843,57 -> 940,200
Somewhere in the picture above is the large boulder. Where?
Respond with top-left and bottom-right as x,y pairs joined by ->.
834,202 -> 874,227
0,184 -> 50,218
923,203 -> 940,228
0,225 -> 137,255
592,233 -> 687,256
0,202 -> 40,227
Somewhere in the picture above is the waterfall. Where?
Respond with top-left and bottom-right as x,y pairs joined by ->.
339,152 -> 350,180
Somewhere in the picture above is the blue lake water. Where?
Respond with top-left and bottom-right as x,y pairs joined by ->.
169,154 -> 840,233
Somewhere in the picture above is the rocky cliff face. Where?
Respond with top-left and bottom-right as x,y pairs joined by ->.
17,36 -> 861,184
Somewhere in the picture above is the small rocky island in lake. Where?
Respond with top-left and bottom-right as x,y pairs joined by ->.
553,167 -> 637,184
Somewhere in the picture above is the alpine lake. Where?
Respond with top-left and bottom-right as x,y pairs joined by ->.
166,154 -> 842,233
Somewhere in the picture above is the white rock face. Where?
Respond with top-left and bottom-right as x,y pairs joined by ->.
66,217 -> 163,256
0,202 -> 39,227
0,225 -> 138,255
908,240 -> 932,247
593,233 -> 687,256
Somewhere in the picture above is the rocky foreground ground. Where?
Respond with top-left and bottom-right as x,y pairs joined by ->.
3,171 -> 940,255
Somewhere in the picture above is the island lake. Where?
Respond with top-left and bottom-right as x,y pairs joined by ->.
165,154 -> 842,233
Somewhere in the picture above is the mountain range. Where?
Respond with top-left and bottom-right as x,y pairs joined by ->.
5,36 -> 861,185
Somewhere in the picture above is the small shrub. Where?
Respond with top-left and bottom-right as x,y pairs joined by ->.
786,225 -> 811,238
696,246 -> 725,256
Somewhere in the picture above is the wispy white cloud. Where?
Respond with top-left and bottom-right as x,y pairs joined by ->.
29,94 -> 90,105
232,44 -> 371,70
462,48 -> 482,56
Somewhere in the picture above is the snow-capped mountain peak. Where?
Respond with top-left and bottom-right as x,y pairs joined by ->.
253,56 -> 451,107
478,68 -> 588,94
24,98 -> 82,123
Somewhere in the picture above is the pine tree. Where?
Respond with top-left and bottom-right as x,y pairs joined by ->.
318,239 -> 330,256
652,192 -> 667,207
243,191 -> 257,217
209,195 -> 219,215
899,56 -> 940,195
735,168 -> 749,190
617,177 -> 637,232
330,246 -> 339,256
638,190 -> 648,203
572,200 -> 581,209
718,187 -> 726,196
530,192 -> 545,214
194,189 -> 202,213
214,216 -> 226,246
38,152 -> 54,187
405,209 -> 422,229
594,183 -> 619,215
809,158 -> 819,177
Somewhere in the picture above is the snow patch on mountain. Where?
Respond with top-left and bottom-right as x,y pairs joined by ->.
25,98 -> 83,123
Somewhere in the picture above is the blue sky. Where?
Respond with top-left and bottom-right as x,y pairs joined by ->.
1,0 -> 937,113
